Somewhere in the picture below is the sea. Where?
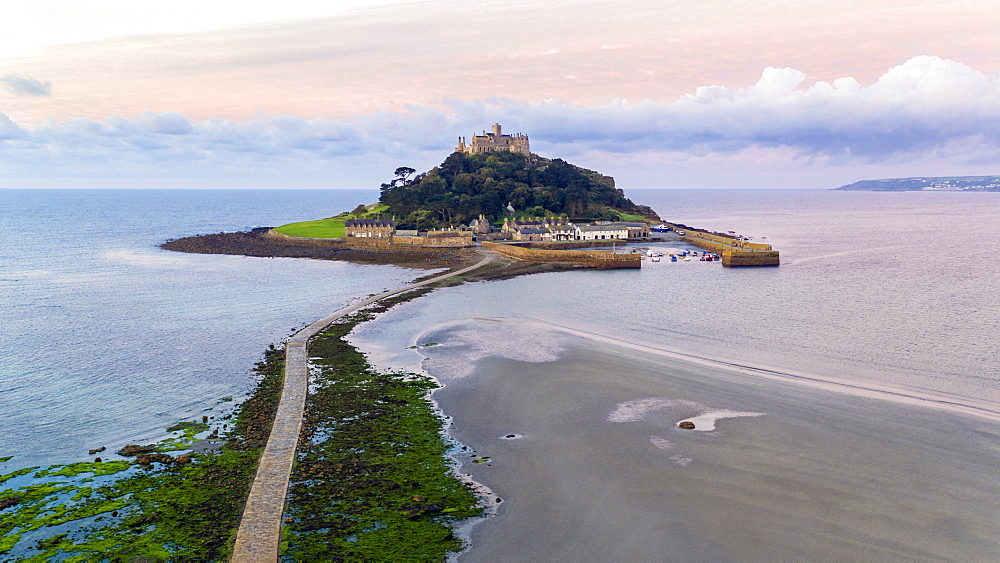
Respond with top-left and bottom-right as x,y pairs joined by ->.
2,188 -> 999,555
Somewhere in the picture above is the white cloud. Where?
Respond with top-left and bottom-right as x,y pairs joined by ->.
1,56 -> 997,188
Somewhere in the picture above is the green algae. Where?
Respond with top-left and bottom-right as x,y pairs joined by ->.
0,457 -> 12,464
283,289 -> 482,561
0,347 -> 285,560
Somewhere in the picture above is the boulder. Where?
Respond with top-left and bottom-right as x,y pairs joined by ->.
678,421 -> 696,430
117,444 -> 156,456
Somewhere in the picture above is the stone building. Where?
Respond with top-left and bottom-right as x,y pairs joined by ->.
344,219 -> 395,238
455,123 -> 530,155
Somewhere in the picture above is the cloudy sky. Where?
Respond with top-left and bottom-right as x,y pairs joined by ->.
1,0 -> 998,188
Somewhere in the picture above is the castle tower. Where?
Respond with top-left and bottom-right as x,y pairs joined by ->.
492,123 -> 502,137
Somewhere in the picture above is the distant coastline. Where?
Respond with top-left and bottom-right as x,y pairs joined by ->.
836,175 -> 1000,191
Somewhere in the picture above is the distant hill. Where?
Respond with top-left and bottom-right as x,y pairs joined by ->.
836,176 -> 1000,191
379,151 -> 661,230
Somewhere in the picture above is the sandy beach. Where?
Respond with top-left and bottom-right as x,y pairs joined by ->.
408,319 -> 1000,561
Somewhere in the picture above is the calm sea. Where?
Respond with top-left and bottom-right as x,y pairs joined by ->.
0,189 -> 422,469
2,188 -> 999,470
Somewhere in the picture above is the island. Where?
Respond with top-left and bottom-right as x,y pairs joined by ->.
836,175 -> 1000,191
164,123 -> 778,268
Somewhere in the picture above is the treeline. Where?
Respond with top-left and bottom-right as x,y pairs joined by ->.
379,151 -> 659,230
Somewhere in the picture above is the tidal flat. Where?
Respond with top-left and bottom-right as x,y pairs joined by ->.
405,320 -> 1000,561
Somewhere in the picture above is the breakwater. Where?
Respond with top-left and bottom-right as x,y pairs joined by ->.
672,227 -> 780,267
482,241 -> 640,269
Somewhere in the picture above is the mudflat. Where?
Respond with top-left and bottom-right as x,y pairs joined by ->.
421,322 -> 1000,561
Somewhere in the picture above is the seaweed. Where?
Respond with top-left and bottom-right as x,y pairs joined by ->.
0,346 -> 284,560
282,289 -> 482,560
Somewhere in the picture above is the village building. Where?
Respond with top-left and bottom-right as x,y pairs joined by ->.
468,214 -> 492,234
455,123 -> 530,155
612,222 -> 651,239
344,219 -> 395,238
575,224 -> 629,241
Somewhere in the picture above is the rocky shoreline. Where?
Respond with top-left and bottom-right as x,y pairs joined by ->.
162,228 -> 589,280
161,228 -> 475,269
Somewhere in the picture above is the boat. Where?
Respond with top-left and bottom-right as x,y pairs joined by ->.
670,255 -> 677,262
682,256 -> 691,261
651,256 -> 661,262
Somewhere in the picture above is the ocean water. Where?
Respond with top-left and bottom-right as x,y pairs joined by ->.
356,189 -> 1000,414
0,188 -> 425,470
2,188 -> 998,486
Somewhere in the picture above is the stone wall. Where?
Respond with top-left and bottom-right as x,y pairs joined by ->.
390,234 -> 475,247
722,251 -> 780,267
482,241 -> 640,269
675,229 -> 779,267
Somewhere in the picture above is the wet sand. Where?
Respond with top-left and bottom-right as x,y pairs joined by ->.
419,322 -> 1000,561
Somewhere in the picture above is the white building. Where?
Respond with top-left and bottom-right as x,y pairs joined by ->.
575,224 -> 628,241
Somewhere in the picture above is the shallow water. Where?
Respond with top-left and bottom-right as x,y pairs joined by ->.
0,188 -> 425,469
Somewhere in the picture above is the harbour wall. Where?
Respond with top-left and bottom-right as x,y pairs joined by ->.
675,228 -> 779,267
482,241 -> 640,269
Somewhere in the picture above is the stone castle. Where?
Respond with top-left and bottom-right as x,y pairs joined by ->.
455,123 -> 530,155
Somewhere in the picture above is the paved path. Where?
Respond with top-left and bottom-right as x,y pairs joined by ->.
231,254 -> 493,562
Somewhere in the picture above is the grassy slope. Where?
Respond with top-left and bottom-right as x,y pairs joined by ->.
274,204 -> 390,239
273,217 -> 347,238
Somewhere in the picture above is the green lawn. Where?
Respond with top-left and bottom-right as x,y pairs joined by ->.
273,217 -> 347,238
274,203 -> 389,238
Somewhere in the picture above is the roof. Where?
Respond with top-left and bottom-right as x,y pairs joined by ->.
577,224 -> 628,232
345,219 -> 395,228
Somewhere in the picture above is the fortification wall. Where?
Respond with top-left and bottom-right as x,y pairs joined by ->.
390,234 -> 474,247
482,241 -> 640,269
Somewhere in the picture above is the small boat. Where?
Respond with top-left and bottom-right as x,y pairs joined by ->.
682,256 -> 691,261
651,256 -> 661,262
670,255 -> 678,262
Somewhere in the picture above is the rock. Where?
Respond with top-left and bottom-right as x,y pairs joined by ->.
117,444 -> 156,456
284,517 -> 294,524
202,415 -> 209,423
136,453 -> 174,466
678,421 -> 696,430
412,495 -> 427,502
0,496 -> 22,510
174,454 -> 192,464
94,457 -> 102,463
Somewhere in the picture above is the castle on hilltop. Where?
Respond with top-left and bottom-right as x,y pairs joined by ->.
455,123 -> 530,155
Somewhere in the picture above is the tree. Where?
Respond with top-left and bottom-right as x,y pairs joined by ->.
351,204 -> 367,218
393,167 -> 416,186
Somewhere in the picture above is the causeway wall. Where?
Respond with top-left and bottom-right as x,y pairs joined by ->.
482,241 -> 640,269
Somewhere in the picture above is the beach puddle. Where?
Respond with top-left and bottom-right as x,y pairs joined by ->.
417,320 -> 564,380
677,409 -> 765,431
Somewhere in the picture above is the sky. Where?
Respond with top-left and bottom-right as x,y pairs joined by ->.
1,0 -> 998,189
